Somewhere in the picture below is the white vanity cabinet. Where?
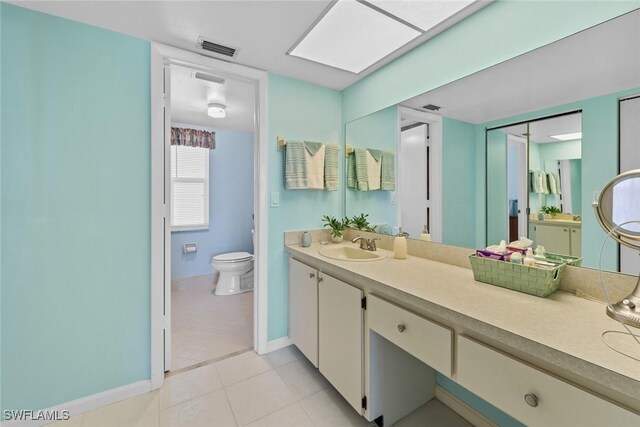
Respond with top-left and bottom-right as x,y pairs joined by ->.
457,335 -> 638,427
288,258 -> 318,367
530,221 -> 581,257
318,273 -> 364,413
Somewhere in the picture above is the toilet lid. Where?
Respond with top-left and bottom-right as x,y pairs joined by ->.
213,252 -> 253,262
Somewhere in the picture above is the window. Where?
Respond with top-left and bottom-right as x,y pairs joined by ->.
171,145 -> 209,230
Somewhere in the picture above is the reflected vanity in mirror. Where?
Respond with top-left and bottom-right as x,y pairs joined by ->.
344,8 -> 640,272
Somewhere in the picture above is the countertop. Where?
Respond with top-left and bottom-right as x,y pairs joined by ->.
530,219 -> 582,226
285,242 -> 640,408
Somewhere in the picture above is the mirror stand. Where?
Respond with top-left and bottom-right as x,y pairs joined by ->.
606,272 -> 640,328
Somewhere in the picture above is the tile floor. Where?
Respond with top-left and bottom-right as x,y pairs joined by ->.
171,277 -> 253,370
54,346 -> 472,427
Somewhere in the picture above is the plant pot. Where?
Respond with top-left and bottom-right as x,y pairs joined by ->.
331,235 -> 343,243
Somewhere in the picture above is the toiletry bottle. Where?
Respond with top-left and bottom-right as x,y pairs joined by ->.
420,225 -> 432,241
523,248 -> 536,267
510,252 -> 523,264
393,228 -> 408,259
534,245 -> 546,260
301,231 -> 311,248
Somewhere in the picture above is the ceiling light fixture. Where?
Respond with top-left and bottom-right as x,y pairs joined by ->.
207,103 -> 226,118
550,132 -> 582,141
288,0 -> 483,74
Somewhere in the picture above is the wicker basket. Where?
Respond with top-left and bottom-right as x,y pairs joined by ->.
469,254 -> 565,297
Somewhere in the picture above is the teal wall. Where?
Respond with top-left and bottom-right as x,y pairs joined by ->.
442,117 -> 477,248
345,106 -> 397,228
1,3 -> 150,412
342,1 -> 640,123
486,130 -> 508,245
571,159 -> 583,215
267,74 -> 342,340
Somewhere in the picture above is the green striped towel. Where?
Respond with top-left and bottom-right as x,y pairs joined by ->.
381,151 -> 396,191
354,148 -> 369,191
284,141 -> 307,189
347,152 -> 356,189
324,144 -> 340,191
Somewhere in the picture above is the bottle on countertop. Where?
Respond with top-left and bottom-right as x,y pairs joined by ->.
420,225 -> 432,242
510,252 -> 523,264
393,227 -> 408,259
523,248 -> 536,267
301,231 -> 311,247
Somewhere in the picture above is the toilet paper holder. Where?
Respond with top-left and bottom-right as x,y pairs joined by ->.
183,243 -> 197,254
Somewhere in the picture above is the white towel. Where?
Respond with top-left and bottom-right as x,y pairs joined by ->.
366,150 -> 381,190
305,144 -> 325,189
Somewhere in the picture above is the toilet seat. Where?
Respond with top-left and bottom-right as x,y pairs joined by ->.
212,252 -> 253,263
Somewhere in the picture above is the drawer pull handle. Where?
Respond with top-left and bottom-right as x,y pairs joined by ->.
397,323 -> 406,333
309,273 -> 315,278
524,393 -> 539,408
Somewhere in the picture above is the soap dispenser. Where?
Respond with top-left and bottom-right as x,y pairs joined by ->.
393,227 -> 408,259
420,225 -> 432,242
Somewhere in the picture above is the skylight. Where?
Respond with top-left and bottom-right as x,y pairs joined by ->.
288,0 -> 480,74
550,132 -> 582,141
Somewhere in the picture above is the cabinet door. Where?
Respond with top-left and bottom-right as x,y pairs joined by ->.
570,227 -> 581,257
319,273 -> 364,414
534,224 -> 570,254
289,258 -> 318,367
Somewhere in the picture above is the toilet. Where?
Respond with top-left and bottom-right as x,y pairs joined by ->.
211,252 -> 254,295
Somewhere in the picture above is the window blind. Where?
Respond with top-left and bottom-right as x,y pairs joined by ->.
171,145 -> 209,229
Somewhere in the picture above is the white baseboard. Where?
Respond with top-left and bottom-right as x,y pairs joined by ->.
264,337 -> 293,353
436,384 -> 499,427
2,380 -> 152,427
171,272 -> 217,291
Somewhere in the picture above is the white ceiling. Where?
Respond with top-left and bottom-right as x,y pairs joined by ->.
402,9 -> 640,124
171,66 -> 255,133
10,0 -> 489,90
501,113 -> 582,144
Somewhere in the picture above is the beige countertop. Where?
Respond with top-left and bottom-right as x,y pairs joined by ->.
285,242 -> 640,409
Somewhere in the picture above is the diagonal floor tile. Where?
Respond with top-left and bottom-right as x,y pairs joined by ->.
215,351 -> 272,386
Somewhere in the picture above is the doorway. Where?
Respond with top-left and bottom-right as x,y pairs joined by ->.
150,44 -> 268,388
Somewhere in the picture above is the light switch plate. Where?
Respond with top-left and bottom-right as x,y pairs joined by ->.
271,191 -> 280,207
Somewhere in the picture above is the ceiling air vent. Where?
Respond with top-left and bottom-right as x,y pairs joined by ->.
197,36 -> 239,58
191,71 -> 225,85
422,104 -> 441,111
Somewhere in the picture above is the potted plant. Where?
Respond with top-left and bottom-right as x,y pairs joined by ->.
349,213 -> 375,232
322,215 -> 349,243
540,205 -> 562,219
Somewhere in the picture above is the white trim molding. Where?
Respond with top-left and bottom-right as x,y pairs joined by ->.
150,43 -> 270,390
397,106 -> 443,243
265,337 -> 294,353
1,381 -> 152,427
435,384 -> 499,427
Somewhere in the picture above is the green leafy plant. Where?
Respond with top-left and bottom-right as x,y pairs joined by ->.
322,215 -> 349,238
349,213 -> 374,232
540,205 -> 562,216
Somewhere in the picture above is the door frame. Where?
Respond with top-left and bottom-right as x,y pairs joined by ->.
150,43 -> 269,389
396,106 -> 443,243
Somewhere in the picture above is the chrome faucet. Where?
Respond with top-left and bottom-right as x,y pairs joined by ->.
352,235 -> 381,251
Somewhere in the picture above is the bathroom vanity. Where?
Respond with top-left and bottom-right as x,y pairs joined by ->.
529,219 -> 582,257
285,238 -> 640,426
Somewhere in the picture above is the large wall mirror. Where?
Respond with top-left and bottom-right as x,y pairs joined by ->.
344,9 -> 640,273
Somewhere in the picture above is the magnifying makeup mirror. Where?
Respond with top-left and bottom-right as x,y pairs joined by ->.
593,169 -> 640,328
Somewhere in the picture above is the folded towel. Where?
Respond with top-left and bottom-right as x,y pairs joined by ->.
324,144 -> 340,191
304,142 -> 325,190
347,152 -> 357,189
354,148 -> 369,191
285,141 -> 307,189
552,172 -> 561,194
381,151 -> 396,191
365,150 -> 381,190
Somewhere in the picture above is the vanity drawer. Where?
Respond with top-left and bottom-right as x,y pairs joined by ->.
368,295 -> 452,376
457,335 -> 639,426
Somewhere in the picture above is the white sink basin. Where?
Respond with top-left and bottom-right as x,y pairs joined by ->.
318,245 -> 386,262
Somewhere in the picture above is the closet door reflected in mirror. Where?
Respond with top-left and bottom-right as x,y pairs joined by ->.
486,112 -> 583,259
